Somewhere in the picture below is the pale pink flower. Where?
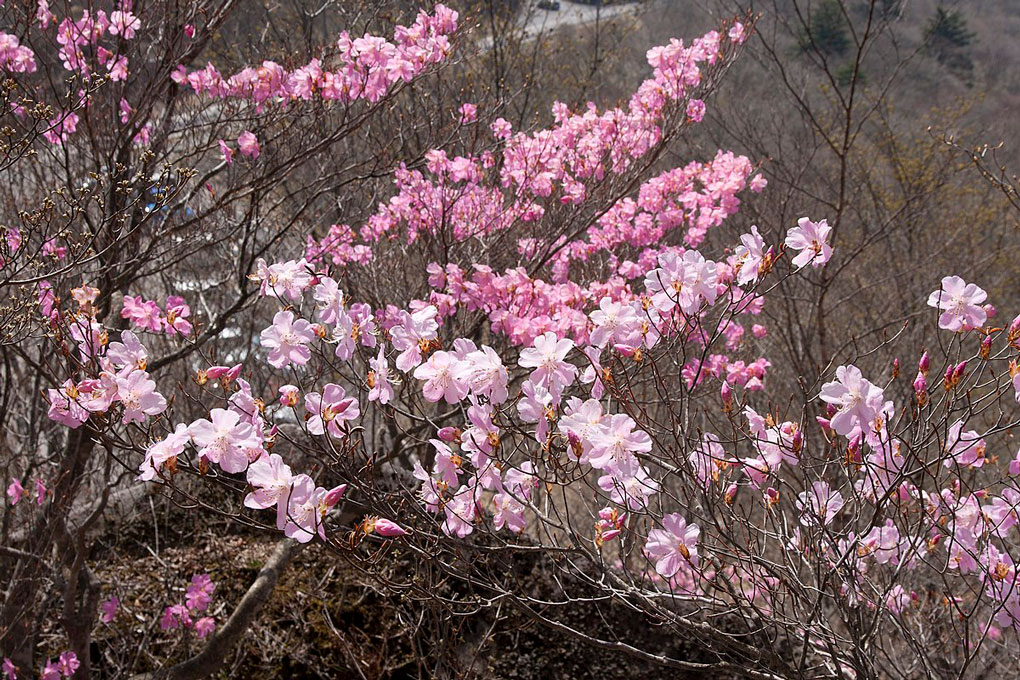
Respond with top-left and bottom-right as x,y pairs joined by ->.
818,365 -> 884,438
926,275 -> 987,332
244,453 -> 294,509
138,423 -> 190,481
644,513 -> 700,577
260,310 -> 314,368
188,408 -> 261,474
368,346 -> 394,404
734,225 -> 765,286
796,481 -> 844,527
194,617 -> 216,638
785,217 -> 833,268
414,350 -> 468,404
237,130 -> 259,159
518,332 -> 576,396
304,383 -> 360,438
116,369 -> 166,424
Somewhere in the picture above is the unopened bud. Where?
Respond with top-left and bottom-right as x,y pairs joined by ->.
721,381 -> 734,413
980,335 -> 992,359
914,372 -> 928,406
952,361 -> 966,383
891,358 -> 900,380
371,518 -> 408,537
919,351 -> 930,376
437,426 -> 461,443
323,484 -> 348,509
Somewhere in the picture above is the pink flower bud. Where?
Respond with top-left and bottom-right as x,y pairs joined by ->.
184,23 -> 195,38
437,426 -> 460,442
323,484 -> 347,509
224,363 -> 243,382
815,416 -> 831,431
613,344 -> 637,357
600,528 -> 621,542
952,361 -> 966,382
724,483 -> 738,504
913,372 -> 928,406
825,403 -> 837,418
278,384 -> 299,407
721,381 -> 734,412
598,507 -> 615,522
891,358 -> 900,379
918,351 -> 930,376
980,335 -> 992,359
372,518 -> 407,537
205,365 -> 230,379
1010,315 -> 1020,343
984,303 -> 996,319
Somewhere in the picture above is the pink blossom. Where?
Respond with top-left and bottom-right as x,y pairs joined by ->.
116,369 -> 166,424
218,139 -> 233,164
244,453 -> 294,509
644,513 -> 700,577
6,479 -> 24,505
185,574 -> 215,612
458,102 -> 477,123
518,332 -> 576,396
33,479 -> 46,506
57,652 -> 78,677
368,346 -> 394,404
796,481 -> 844,527
46,380 -> 89,429
785,217 -> 833,268
368,517 -> 407,537
238,130 -> 260,159
193,617 -> 216,638
926,275 -> 987,332
413,350 -> 468,403
100,596 -> 119,623
260,310 -> 315,368
734,225 -> 765,286
188,408 -> 261,474
818,365 -> 884,438
108,10 -> 140,38
2,657 -> 16,680
139,423 -> 190,481
304,383 -> 360,437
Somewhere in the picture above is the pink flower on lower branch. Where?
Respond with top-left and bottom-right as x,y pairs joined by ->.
260,310 -> 314,368
644,513 -> 700,578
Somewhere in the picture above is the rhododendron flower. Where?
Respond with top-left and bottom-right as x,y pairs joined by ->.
189,408 -> 261,473
818,365 -> 884,437
276,474 -> 325,542
260,310 -> 314,368
46,380 -> 89,429
237,130 -> 259,159
368,346 -> 394,404
645,513 -> 700,577
100,596 -> 119,623
40,660 -> 59,680
194,617 -> 216,639
304,383 -> 360,437
1,658 -> 14,680
161,603 -> 192,630
138,423 -> 190,481
796,481 -> 844,527
116,369 -> 166,423
734,225 -> 765,286
458,102 -> 477,123
218,139 -> 233,164
254,258 -> 313,300
413,350 -> 469,403
186,574 -> 215,612
33,479 -> 46,506
390,305 -> 439,371
785,217 -> 832,268
441,482 -> 481,538
589,413 -> 652,471
943,420 -> 986,468
598,465 -> 660,511
164,295 -> 192,336
518,332 -> 576,396
454,345 -> 508,404
244,453 -> 294,510
589,298 -> 641,348
108,330 -> 147,369
926,275 -> 987,332
6,479 -> 24,505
